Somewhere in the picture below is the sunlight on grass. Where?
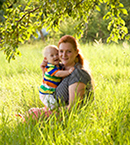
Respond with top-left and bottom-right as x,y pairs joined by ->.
0,40 -> 130,144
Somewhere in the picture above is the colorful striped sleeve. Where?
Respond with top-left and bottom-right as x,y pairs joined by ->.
47,67 -> 59,76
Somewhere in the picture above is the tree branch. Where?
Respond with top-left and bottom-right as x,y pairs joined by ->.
17,7 -> 39,23
73,0 -> 84,9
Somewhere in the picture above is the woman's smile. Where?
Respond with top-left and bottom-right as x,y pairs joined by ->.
62,58 -> 68,60
59,42 -> 78,67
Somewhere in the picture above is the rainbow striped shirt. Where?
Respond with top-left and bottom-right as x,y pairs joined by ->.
39,63 -> 63,95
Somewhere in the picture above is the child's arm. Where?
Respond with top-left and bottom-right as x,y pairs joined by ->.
54,67 -> 75,77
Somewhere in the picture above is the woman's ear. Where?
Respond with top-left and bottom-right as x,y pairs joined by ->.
76,50 -> 79,56
77,49 -> 79,55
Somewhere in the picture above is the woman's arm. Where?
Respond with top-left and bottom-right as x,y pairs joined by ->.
67,82 -> 86,109
40,59 -> 47,76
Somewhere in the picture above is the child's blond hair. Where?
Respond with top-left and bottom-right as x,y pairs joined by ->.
43,45 -> 58,57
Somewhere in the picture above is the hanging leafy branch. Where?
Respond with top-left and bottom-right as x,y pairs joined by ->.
103,0 -> 129,43
0,0 -> 129,62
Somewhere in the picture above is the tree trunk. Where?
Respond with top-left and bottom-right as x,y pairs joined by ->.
39,30 -> 44,41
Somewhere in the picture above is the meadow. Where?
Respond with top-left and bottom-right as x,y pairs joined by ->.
0,40 -> 130,145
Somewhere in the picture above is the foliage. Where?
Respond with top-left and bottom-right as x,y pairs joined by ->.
82,0 -> 130,43
0,0 -> 129,62
48,17 -> 83,40
0,41 -> 130,144
120,0 -> 130,34
49,0 -> 130,43
81,3 -> 110,43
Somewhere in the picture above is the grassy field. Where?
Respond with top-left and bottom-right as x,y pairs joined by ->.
0,40 -> 130,144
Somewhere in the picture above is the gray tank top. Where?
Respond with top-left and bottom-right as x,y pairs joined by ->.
54,63 -> 93,105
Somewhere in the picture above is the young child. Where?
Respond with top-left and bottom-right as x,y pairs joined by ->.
39,45 -> 74,110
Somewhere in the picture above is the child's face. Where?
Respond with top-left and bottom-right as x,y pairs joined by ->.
45,48 -> 59,65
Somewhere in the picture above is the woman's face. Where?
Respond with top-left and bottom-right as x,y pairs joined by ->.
59,42 -> 78,66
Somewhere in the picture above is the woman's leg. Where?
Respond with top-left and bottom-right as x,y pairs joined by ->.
27,107 -> 52,121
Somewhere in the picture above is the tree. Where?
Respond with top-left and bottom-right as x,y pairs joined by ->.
82,0 -> 130,43
0,0 -> 129,62
120,0 -> 130,34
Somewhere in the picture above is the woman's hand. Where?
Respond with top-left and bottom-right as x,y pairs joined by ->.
40,58 -> 48,75
68,67 -> 75,74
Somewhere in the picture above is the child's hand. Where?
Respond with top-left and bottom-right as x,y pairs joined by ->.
69,67 -> 75,74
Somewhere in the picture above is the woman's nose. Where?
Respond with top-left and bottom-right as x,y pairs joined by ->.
62,52 -> 66,57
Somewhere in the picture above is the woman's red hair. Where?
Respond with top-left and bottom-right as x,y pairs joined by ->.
58,35 -> 84,66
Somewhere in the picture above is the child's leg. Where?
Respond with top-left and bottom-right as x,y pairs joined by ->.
39,94 -> 48,109
39,93 -> 57,109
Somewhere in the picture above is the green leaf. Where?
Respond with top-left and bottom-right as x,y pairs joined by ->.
107,36 -> 111,43
120,9 -> 128,15
125,34 -> 130,40
107,20 -> 113,31
103,12 -> 111,20
120,19 -> 125,26
121,26 -> 128,34
18,37 -> 24,44
118,3 -> 124,8
95,6 -> 100,11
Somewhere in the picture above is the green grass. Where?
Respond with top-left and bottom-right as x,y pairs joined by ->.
0,40 -> 130,144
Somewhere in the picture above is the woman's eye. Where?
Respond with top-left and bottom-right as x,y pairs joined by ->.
60,50 -> 63,53
67,51 -> 71,53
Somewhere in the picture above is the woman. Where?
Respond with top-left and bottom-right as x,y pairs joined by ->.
27,35 -> 94,120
